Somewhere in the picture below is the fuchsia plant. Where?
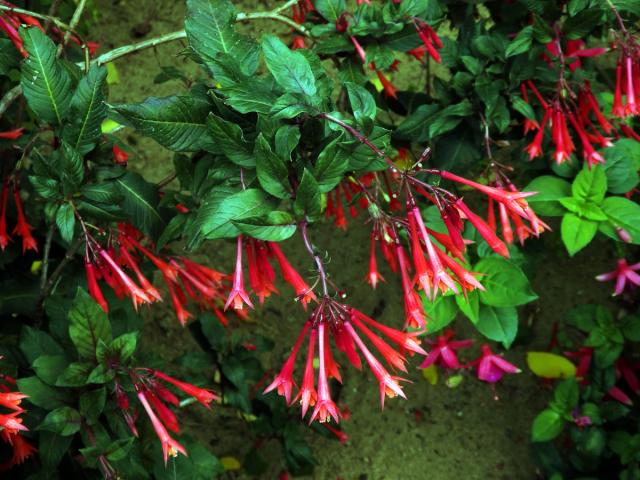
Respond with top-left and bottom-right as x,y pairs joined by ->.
0,0 -> 638,477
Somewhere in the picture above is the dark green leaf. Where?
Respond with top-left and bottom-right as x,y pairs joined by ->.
20,27 -> 73,124
62,64 -> 108,154
68,288 -> 112,360
505,26 -> 533,58
18,376 -> 71,409
79,388 -> 106,423
20,326 -> 65,363
37,406 -> 81,436
115,172 -> 165,238
314,137 -> 348,193
32,355 -> 68,385
206,113 -> 254,167
255,134 -> 290,199
294,169 -> 322,219
233,211 -> 297,241
55,203 -> 75,243
262,34 -> 317,97
109,95 -> 215,151
56,362 -> 93,387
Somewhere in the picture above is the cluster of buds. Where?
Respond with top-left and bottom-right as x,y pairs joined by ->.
83,223 -> 232,325
0,180 -> 37,253
225,236 -> 317,311
521,81 -> 616,167
115,368 -> 217,465
0,361 -> 36,470
264,301 -> 426,423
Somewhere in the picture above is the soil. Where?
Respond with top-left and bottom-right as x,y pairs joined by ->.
90,1 -> 617,478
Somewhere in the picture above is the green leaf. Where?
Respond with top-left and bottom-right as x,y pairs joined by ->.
262,34 -> 317,97
559,197 -> 608,221
206,113 -> 254,167
275,125 -> 301,161
56,362 -> 93,387
563,8 -> 602,39
39,431 -> 73,468
568,0 -> 590,16
105,438 -> 136,462
20,326 -> 65,364
115,172 -> 165,239
68,288 -> 112,360
505,26 -> 533,57
422,295 -> 458,333
294,169 -> 322,219
511,95 -> 536,120
87,364 -> 115,384
233,211 -> 297,241
109,95 -> 215,151
185,0 -> 259,80
62,64 -> 108,154
18,376 -> 71,409
224,77 -> 279,114
428,101 -> 473,138
110,332 -> 138,363
474,257 -> 537,307
38,406 -> 81,436
600,196 -> 640,244
198,188 -> 276,241
33,355 -> 68,385
270,93 -> 316,120
461,55 -> 483,75
561,213 -> 598,256
345,82 -> 376,125
524,176 -> 572,216
255,134 -> 290,199
532,409 -> 565,442
315,0 -> 346,21
551,378 -> 579,414
476,305 -> 518,348
55,203 -> 75,243
20,27 -> 73,124
314,137 -> 348,193
79,388 -> 107,423
603,139 -> 640,194
456,290 -> 480,324
572,165 -> 607,204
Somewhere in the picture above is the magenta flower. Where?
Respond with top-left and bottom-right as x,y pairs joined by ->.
473,344 -> 521,383
419,329 -> 472,370
596,258 -> 640,296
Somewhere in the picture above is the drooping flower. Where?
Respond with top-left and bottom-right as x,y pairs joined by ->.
419,329 -> 473,370
0,128 -> 24,140
375,69 -> 398,99
596,258 -> 640,296
112,144 -> 129,165
85,261 -> 109,313
269,242 -> 317,308
12,186 -> 37,253
225,236 -> 254,310
365,231 -> 385,289
473,344 -> 521,383
0,181 -> 11,250
152,370 -> 218,408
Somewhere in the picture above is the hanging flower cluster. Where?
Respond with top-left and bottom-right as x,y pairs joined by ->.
83,223 -> 232,325
264,303 -> 426,423
0,361 -> 36,470
115,368 -> 217,465
0,180 -> 37,253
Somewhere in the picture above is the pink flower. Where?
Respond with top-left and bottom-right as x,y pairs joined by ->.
596,258 -> 640,296
225,236 -> 253,310
264,322 -> 310,404
269,242 -> 317,308
137,391 -> 187,465
474,344 -> 520,383
152,370 -> 218,409
419,329 -> 473,370
365,231 -> 385,289
310,323 -> 341,423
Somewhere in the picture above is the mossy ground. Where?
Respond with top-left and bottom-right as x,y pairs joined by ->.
92,1 -> 616,478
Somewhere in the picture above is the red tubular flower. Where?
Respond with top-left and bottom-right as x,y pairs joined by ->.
473,344 -> 520,383
564,347 -> 593,383
165,276 -> 192,326
0,433 -> 37,470
350,36 -> 367,64
0,412 -> 27,434
298,327 -> 317,417
624,55 -> 638,116
455,199 -> 509,258
350,309 -> 426,356
12,187 -> 37,253
344,321 -> 406,408
85,261 -> 109,312
419,329 -> 472,370
137,390 -> 187,465
0,181 -> 11,250
414,19 -> 442,63
566,112 -> 604,168
375,70 -> 397,99
407,45 -> 427,63
498,203 -> 514,245
269,242 -> 317,308
365,231 -> 385,289
123,235 -> 178,281
396,243 -> 427,330
612,59 -> 625,117
291,36 -> 306,50
99,249 -> 151,309
607,386 -> 633,406
333,189 -> 347,229
153,370 -> 218,408
310,323 -> 341,423
264,322 -> 310,404
119,247 -> 163,303
525,108 -> 550,160
246,240 -> 278,304
225,236 -> 253,310
0,15 -> 26,56
145,389 -> 180,434
0,128 -> 24,140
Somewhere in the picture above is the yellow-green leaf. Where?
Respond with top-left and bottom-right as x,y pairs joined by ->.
527,352 -> 576,379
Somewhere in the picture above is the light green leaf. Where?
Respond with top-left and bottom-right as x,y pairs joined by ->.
474,257 -> 537,307
524,175 -> 572,216
561,213 -> 598,256
599,196 -> 640,244
572,165 -> 607,204
476,305 -> 518,348
531,409 -> 565,442
55,203 -> 75,243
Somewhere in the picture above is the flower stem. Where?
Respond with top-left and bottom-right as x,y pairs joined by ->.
300,221 -> 329,297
